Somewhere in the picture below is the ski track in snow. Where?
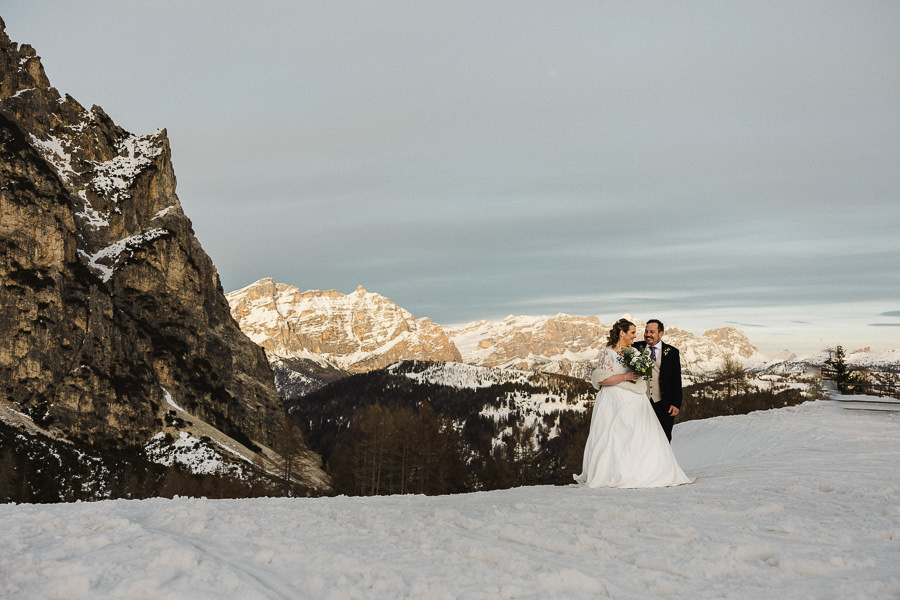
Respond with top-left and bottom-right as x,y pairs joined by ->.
1,401 -> 898,599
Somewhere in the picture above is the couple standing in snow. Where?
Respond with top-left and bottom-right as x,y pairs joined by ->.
574,318 -> 693,488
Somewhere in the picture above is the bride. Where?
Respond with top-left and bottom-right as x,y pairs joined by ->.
574,318 -> 693,488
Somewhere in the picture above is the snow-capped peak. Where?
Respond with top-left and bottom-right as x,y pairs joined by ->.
226,279 -> 461,372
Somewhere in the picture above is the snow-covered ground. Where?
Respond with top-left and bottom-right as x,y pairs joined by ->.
2,401 -> 898,599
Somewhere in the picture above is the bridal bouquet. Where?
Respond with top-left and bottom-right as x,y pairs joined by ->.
619,347 -> 654,380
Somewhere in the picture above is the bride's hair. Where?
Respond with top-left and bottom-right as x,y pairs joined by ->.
607,318 -> 635,347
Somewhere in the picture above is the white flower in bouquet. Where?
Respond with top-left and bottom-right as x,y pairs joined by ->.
619,347 -> 654,380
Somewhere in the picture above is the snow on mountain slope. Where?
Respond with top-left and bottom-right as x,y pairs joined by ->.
227,278 -> 461,372
803,346 -> 900,367
390,361 -> 535,390
388,361 -> 594,444
2,401 -> 897,599
448,314 -> 608,377
449,315 -> 768,376
26,111 -> 179,283
665,326 -> 768,372
227,281 -> 894,382
0,386 -> 330,492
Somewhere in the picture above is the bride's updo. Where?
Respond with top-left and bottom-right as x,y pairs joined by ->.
607,318 -> 635,347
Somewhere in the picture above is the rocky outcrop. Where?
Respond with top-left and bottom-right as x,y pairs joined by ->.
227,275 -> 770,386
664,326 -> 765,372
449,317 -> 768,377
227,278 -> 462,373
448,314 -> 612,379
0,19 -> 309,463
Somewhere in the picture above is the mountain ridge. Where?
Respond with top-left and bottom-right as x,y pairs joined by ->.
227,277 -> 462,373
228,278 -> 868,399
0,19 -> 328,493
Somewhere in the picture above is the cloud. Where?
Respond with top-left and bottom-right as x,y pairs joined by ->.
868,323 -> 900,327
879,311 -> 900,317
725,321 -> 766,328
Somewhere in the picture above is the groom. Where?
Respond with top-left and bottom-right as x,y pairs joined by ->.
633,319 -> 682,442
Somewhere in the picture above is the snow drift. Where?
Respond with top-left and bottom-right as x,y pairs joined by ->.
1,401 -> 897,599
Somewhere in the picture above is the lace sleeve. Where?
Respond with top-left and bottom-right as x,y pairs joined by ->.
598,348 -> 616,371
590,348 -> 618,390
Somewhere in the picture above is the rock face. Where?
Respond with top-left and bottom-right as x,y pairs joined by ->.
0,19 -> 292,453
227,276 -> 769,388
449,318 -> 766,378
227,278 -> 462,373
448,314 -> 612,380
664,326 -> 765,373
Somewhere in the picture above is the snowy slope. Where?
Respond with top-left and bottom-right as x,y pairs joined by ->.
449,316 -> 769,375
389,361 -> 594,446
2,401 -> 897,599
28,115 -> 178,283
803,347 -> 900,367
226,279 -> 460,372
390,361 -> 535,390
449,314 -> 608,367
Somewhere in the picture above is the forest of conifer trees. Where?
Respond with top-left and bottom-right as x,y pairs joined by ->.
290,361 -> 813,497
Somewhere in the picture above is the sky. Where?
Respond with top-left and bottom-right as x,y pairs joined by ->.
3,2 -> 900,356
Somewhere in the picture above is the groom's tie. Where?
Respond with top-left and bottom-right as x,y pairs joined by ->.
650,345 -> 657,361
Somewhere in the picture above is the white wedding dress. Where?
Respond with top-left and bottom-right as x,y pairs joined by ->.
574,347 -> 692,488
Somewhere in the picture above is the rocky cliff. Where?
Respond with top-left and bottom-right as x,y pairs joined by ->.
227,277 -> 769,391
227,278 -> 462,373
448,314 -> 612,379
449,316 -> 766,378
0,17 -> 322,488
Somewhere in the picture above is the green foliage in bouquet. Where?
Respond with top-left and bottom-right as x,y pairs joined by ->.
619,347 -> 654,380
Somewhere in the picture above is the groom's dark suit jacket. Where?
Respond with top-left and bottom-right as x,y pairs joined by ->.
633,340 -> 683,441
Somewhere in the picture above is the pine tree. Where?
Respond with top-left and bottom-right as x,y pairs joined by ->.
829,345 -> 851,393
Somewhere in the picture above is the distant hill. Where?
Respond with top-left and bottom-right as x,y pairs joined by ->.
288,361 -> 596,494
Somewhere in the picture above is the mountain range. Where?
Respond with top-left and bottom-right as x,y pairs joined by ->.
227,278 -> 899,400
226,277 -> 839,399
